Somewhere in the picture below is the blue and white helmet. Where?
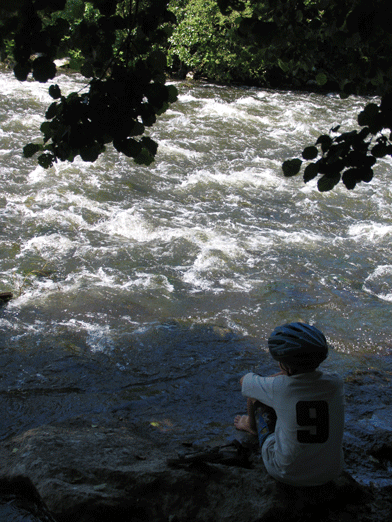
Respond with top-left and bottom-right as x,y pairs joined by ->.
268,322 -> 328,368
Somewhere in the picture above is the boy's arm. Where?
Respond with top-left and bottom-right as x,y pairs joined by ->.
240,370 -> 286,407
239,370 -> 285,388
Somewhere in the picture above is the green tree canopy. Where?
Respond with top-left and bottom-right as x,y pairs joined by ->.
168,0 -> 265,84
1,0 -> 392,191
217,0 -> 392,191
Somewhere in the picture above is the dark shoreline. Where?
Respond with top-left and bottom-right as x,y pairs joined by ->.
1,362 -> 392,521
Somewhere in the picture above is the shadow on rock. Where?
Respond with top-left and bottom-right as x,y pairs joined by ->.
264,473 -> 372,522
0,475 -> 57,521
0,423 -> 385,522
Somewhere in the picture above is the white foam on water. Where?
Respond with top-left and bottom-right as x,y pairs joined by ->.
199,99 -> 267,124
0,317 -> 16,330
27,166 -> 47,184
178,165 -> 283,192
180,229 -> 252,293
236,95 -> 262,107
58,318 -> 115,352
123,272 -> 175,294
363,265 -> 392,302
0,73 -> 51,104
158,140 -> 203,160
270,228 -> 327,247
2,72 -> 392,354
348,223 -> 392,242
94,208 -> 183,243
177,93 -> 201,103
164,112 -> 193,131
7,277 -> 61,307
76,268 -> 176,295
255,90 -> 270,99
18,234 -> 76,258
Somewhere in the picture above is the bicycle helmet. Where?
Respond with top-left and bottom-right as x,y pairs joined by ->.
268,322 -> 328,369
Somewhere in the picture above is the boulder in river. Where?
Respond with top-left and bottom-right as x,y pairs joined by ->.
0,291 -> 12,304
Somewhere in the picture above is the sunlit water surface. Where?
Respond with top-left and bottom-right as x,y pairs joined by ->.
1,70 -> 392,443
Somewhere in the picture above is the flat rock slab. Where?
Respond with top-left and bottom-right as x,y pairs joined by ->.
1,367 -> 392,521
0,420 -> 382,522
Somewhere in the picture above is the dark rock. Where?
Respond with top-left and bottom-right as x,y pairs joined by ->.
0,422 -> 278,522
0,291 -> 12,304
0,419 -> 386,522
0,475 -> 57,521
1,366 -> 392,521
371,438 -> 392,462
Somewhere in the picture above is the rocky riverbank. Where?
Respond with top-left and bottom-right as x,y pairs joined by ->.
0,366 -> 391,521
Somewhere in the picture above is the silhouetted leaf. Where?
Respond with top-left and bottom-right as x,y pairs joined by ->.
282,159 -> 302,177
37,153 -> 54,168
146,82 -> 169,109
371,143 -> 390,158
45,102 -> 58,120
358,127 -> 371,141
80,63 -> 94,78
113,138 -> 142,158
302,146 -> 318,160
134,148 -> 155,166
23,143 -> 42,158
80,143 -> 103,162
13,63 -> 31,82
360,168 -> 373,183
129,122 -> 145,137
342,168 -> 359,190
140,137 -> 158,157
140,104 -> 157,127
49,84 -> 61,99
357,103 -> 379,127
316,135 -> 333,152
318,173 -> 340,192
316,72 -> 328,86
303,163 -> 319,183
7,0 -> 178,169
346,151 -> 366,167
40,121 -> 52,142
32,57 -> 56,83
167,85 -> 178,103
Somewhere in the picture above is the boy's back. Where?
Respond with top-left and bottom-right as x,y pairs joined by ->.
242,370 -> 345,486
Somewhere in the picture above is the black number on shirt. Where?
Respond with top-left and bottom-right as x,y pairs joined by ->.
296,401 -> 329,443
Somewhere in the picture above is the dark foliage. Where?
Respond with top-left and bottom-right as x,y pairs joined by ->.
222,0 -> 392,191
1,0 -> 177,167
1,0 -> 392,188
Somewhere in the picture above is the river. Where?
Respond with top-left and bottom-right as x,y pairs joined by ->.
1,70 -> 392,444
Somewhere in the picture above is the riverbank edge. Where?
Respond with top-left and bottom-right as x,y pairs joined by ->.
1,366 -> 392,522
1,57 -> 379,100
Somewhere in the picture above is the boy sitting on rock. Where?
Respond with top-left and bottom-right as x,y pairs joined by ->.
235,322 -> 345,486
